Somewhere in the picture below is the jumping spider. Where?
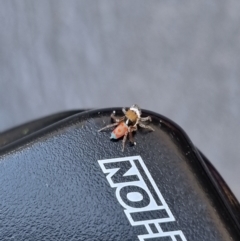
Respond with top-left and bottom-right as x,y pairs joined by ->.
98,104 -> 154,151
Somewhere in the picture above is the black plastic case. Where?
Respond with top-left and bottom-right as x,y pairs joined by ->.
0,108 -> 239,241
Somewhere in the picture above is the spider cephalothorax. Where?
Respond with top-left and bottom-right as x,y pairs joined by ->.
98,104 -> 154,151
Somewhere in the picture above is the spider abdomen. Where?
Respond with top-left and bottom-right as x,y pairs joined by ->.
110,122 -> 128,139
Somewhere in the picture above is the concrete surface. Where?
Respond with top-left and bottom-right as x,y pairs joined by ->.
0,1 -> 240,200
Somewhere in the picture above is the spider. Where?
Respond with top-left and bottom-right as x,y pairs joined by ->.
98,104 -> 154,151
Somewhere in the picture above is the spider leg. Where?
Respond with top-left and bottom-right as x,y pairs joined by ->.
98,122 -> 118,132
110,111 -> 125,123
122,131 -> 129,152
111,114 -> 125,123
129,131 -> 136,145
128,126 -> 137,145
140,116 -> 152,122
139,122 -> 154,131
122,108 -> 127,115
130,125 -> 138,132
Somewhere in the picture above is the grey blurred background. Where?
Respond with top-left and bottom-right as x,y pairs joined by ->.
0,1 -> 239,200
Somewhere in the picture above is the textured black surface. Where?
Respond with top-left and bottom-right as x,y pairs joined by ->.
0,111 -> 84,148
0,109 -> 239,241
